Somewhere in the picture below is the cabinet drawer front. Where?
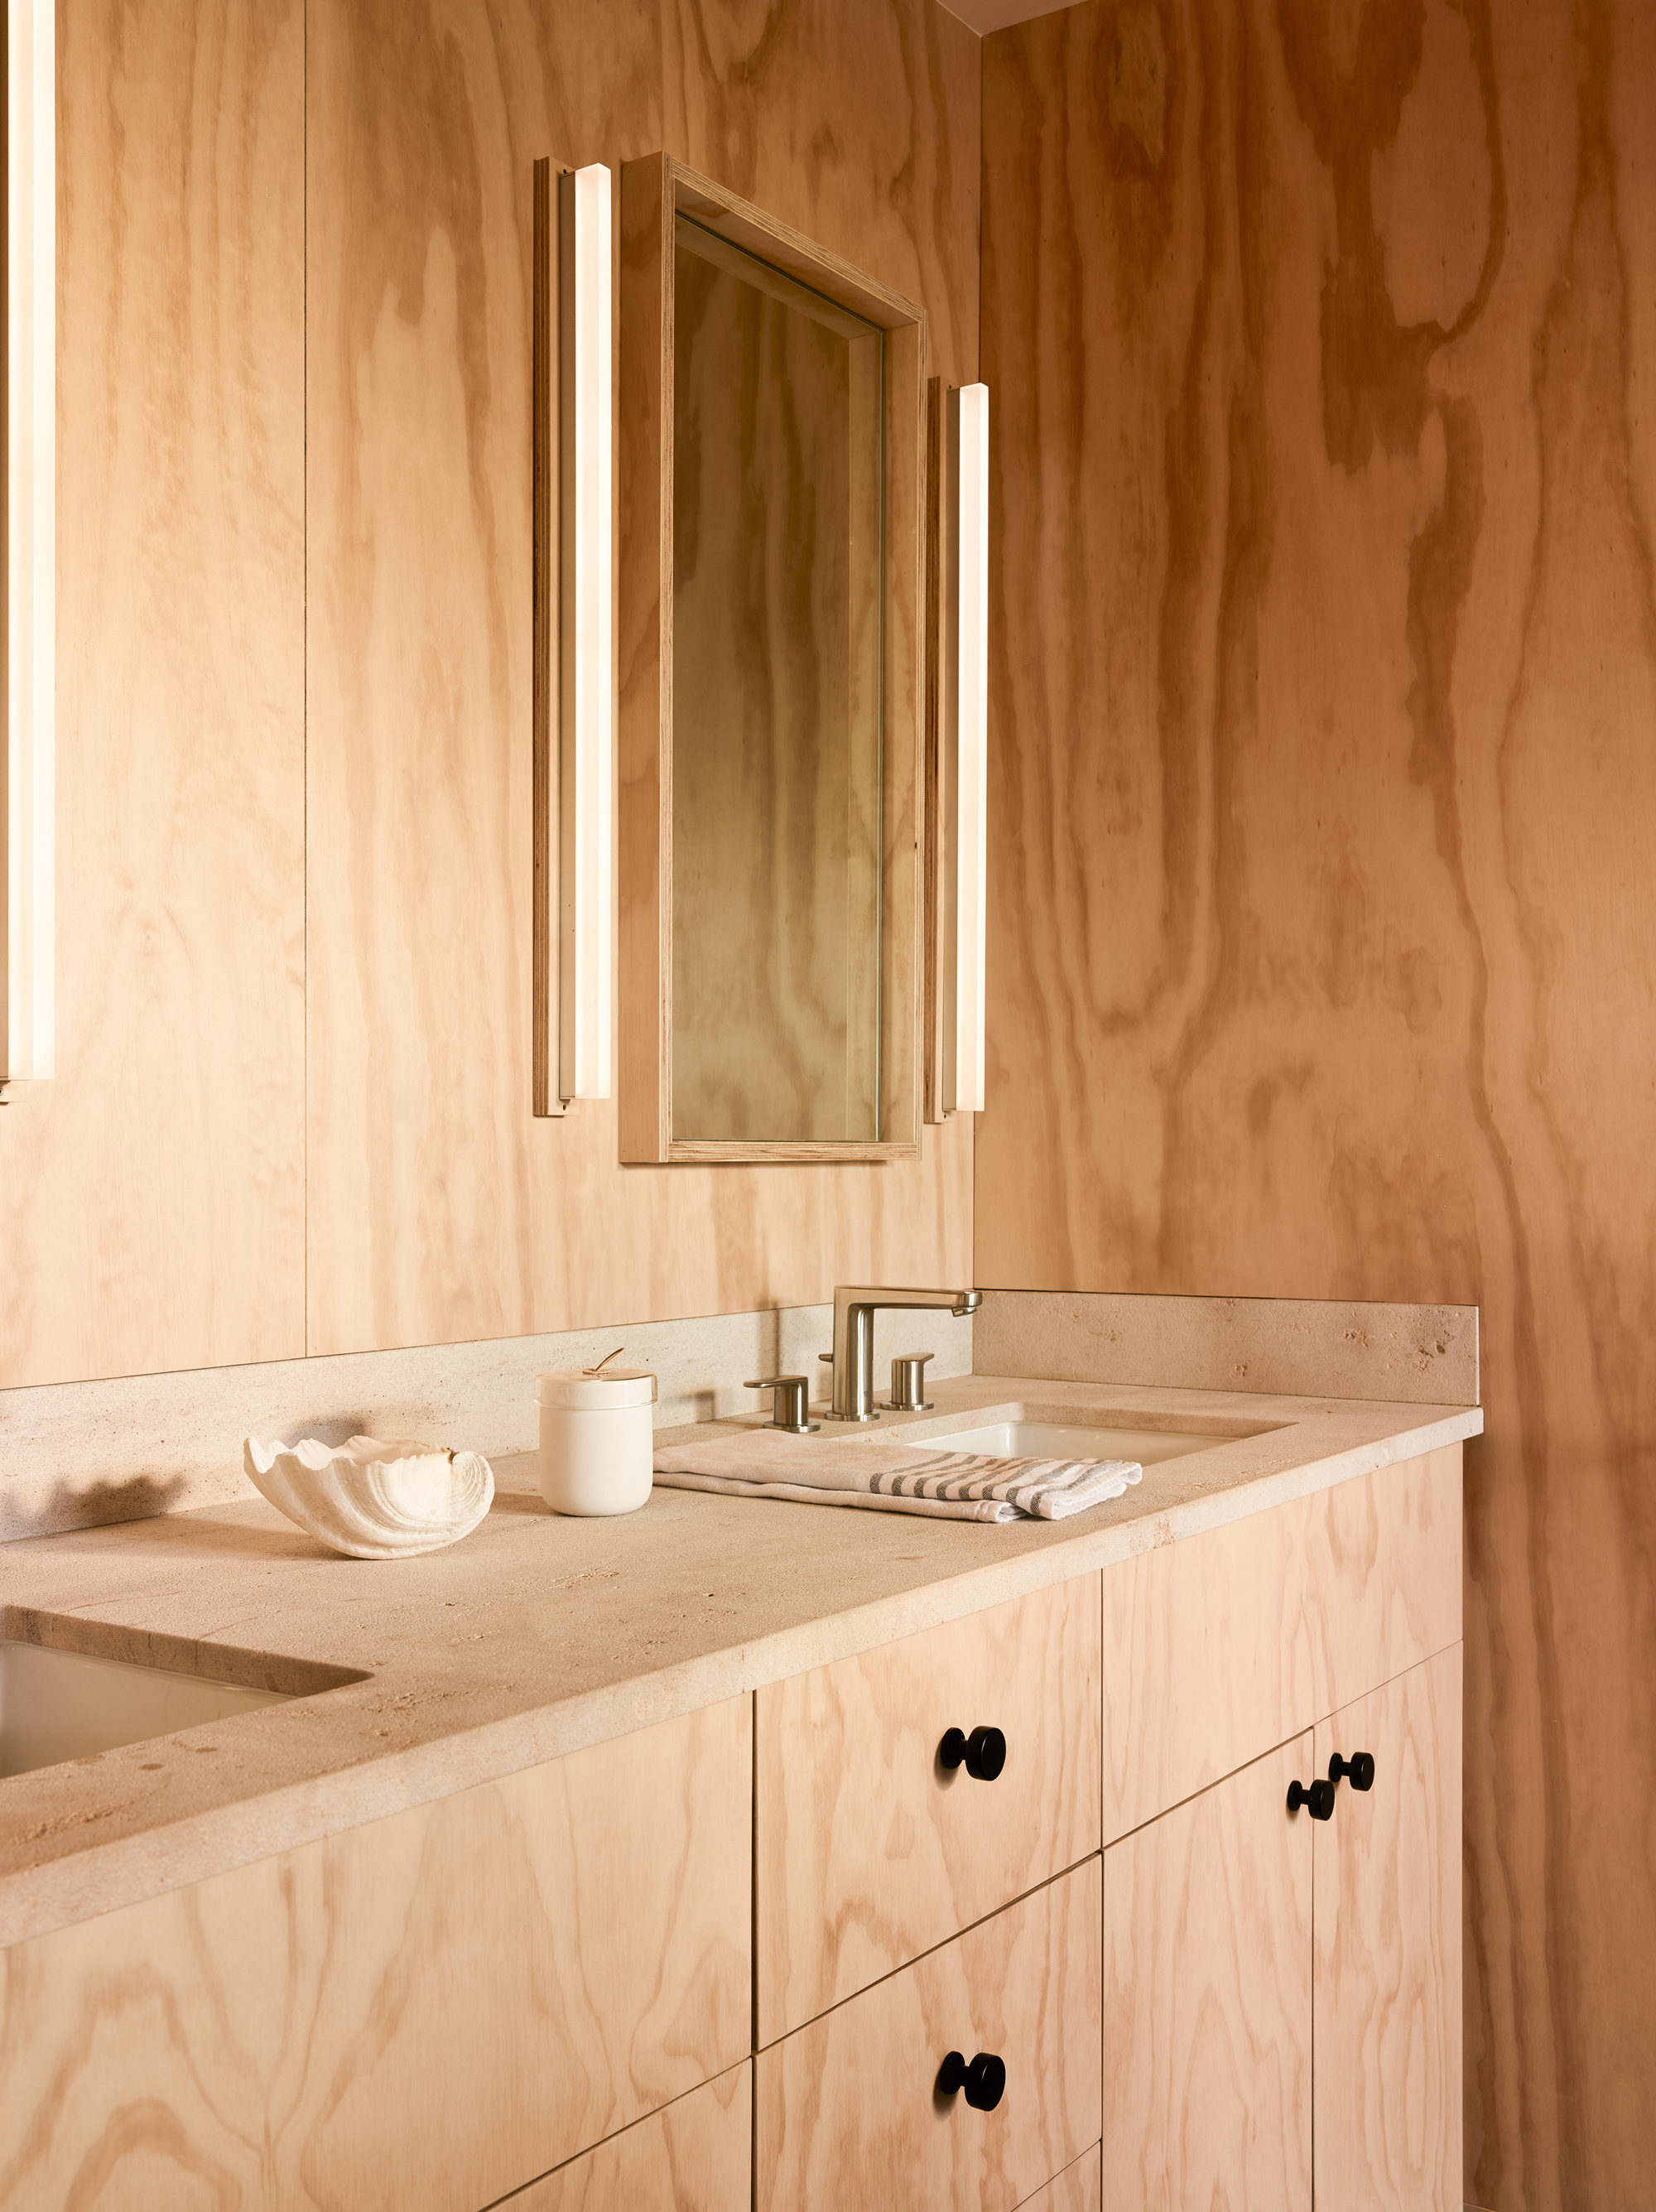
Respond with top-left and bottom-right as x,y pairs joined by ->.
1101,1446 -> 1461,1843
757,1858 -> 1101,2212
0,1699 -> 750,2212
498,2061 -> 750,2210
757,1576 -> 1100,2040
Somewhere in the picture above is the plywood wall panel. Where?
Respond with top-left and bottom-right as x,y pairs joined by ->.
304,0 -> 979,1357
0,2 -> 306,1387
979,5 -> 1656,2206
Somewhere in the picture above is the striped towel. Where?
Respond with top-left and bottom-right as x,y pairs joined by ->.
652,1429 -> 1143,1523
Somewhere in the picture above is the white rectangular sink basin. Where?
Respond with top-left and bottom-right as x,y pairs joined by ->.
0,1639 -> 291,1781
904,1419 -> 1221,1465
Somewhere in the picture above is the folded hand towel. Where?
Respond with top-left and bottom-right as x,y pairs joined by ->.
652,1428 -> 1142,1523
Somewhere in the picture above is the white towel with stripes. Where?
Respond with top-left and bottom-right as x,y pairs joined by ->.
651,1429 -> 1143,1523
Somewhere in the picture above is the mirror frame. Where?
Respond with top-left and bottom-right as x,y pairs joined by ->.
617,154 -> 927,1164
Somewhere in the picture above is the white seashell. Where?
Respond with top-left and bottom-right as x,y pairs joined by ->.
243,1434 -> 494,1559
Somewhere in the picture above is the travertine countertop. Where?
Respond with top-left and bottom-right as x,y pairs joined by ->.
0,1373 -> 1480,1947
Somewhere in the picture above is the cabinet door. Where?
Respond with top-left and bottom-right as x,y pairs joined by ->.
756,1858 -> 1101,2211
1313,1646 -> 1462,2209
758,1576 -> 1100,2039
1101,1736 -> 1314,2210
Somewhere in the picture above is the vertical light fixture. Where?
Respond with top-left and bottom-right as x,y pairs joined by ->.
558,163 -> 613,1103
943,383 -> 988,1115
4,0 -> 55,1087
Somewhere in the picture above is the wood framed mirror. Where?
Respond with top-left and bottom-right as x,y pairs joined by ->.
617,155 -> 926,1164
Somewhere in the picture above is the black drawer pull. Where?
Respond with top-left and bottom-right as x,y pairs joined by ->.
1330,1750 -> 1375,1791
939,1725 -> 1007,1781
936,2050 -> 1006,2112
1287,1777 -> 1335,1820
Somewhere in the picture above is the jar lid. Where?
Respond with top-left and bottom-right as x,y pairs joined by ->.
535,1366 -> 658,1410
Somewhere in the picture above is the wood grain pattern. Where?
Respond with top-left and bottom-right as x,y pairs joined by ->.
756,1858 -> 1101,2212
1013,2144 -> 1102,2212
1314,1646 -> 1464,2212
756,1576 -> 1100,2042
498,2062 -> 750,2211
978,6 -> 1655,2200
305,0 -> 978,1357
0,0 -> 306,1389
1306,1442 -> 1463,1722
0,1699 -> 750,2210
1101,1736 -> 1313,2212
1100,1448 -> 1460,1843
618,151 -> 674,1167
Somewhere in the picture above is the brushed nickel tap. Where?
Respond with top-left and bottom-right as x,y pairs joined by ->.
825,1285 -> 981,1423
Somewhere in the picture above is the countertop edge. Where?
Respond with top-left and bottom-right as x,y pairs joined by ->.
0,1398 -> 1481,1949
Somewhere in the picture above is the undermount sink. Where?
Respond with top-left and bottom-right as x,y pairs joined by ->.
1,1639 -> 292,1781
903,1417 -> 1248,1465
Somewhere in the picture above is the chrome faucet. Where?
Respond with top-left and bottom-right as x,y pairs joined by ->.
825,1285 -> 982,1423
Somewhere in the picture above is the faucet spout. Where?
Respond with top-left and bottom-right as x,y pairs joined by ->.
826,1284 -> 982,1424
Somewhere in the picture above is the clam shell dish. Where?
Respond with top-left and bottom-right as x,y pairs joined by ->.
243,1435 -> 495,1559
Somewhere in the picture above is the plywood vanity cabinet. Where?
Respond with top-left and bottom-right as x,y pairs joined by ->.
756,1444 -> 1462,2212
0,1443 -> 1463,2210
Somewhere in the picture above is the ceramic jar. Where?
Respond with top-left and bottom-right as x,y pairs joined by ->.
534,1366 -> 657,1516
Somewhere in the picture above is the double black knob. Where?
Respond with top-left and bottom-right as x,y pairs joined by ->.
1287,1776 -> 1336,1820
1330,1750 -> 1375,1791
936,2050 -> 1006,2112
1288,1750 -> 1377,1819
938,1725 -> 1006,1781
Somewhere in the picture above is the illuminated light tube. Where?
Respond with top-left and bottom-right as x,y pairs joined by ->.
5,0 -> 55,1086
559,163 -> 613,1102
946,383 -> 988,1116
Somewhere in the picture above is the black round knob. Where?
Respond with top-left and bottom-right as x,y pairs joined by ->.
1330,1751 -> 1375,1791
936,2050 -> 1005,2112
939,1725 -> 1006,1781
1287,1777 -> 1336,1820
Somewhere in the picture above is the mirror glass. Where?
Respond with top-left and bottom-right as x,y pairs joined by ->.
671,215 -> 885,1143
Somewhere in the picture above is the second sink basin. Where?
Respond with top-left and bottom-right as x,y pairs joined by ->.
903,1418 -> 1227,1465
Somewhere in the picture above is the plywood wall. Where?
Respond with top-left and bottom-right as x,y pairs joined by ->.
303,0 -> 979,1357
977,4 -> 1656,2207
0,0 -> 978,1390
0,2 -> 307,1388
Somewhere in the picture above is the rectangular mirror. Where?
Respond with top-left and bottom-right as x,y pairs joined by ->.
672,218 -> 884,1144
619,157 -> 925,1164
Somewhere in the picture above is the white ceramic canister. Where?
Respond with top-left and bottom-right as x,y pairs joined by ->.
535,1366 -> 657,1516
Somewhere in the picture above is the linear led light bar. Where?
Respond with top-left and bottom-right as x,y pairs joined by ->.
944,382 -> 988,1116
558,163 -> 613,1103
5,0 -> 55,1086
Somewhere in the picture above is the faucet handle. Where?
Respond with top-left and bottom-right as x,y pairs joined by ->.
884,1353 -> 935,1412
744,1376 -> 818,1435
